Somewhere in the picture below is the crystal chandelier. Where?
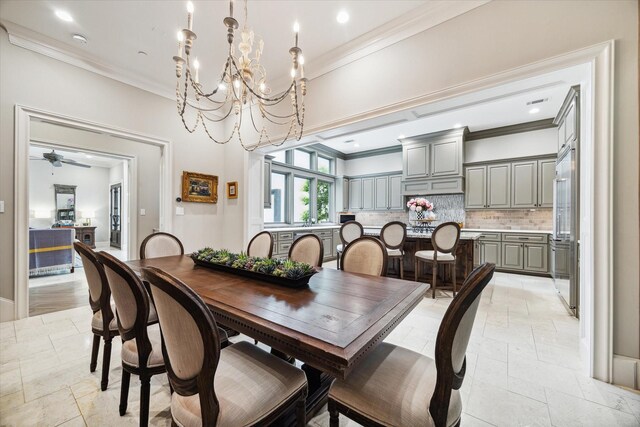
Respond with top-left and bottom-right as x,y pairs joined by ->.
173,0 -> 307,151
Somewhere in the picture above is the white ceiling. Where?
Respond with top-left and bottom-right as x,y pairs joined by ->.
29,145 -> 123,168
0,0 -> 427,94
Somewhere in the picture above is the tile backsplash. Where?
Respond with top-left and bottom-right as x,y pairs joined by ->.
355,194 -> 465,226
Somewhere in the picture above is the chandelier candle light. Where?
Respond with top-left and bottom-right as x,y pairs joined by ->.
173,0 -> 307,151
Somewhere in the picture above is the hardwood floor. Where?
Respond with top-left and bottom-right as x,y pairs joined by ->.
29,279 -> 89,316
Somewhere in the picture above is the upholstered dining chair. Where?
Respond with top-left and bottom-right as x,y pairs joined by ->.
140,232 -> 184,259
141,266 -> 309,427
74,241 -> 119,391
336,220 -> 364,270
97,251 -> 166,427
288,233 -> 324,267
247,231 -> 274,258
340,236 -> 388,277
415,222 -> 461,298
380,221 -> 407,279
328,263 -> 495,427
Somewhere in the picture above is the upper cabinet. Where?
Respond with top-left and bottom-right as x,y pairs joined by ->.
464,166 -> 487,209
511,160 -> 537,208
538,159 -> 556,208
361,177 -> 375,210
403,144 -> 430,179
349,178 -> 362,210
430,138 -> 462,177
388,175 -> 403,210
346,172 -> 404,211
554,86 -> 579,156
487,163 -> 511,209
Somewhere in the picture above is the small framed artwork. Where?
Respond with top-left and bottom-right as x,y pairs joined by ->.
226,181 -> 238,199
182,171 -> 218,203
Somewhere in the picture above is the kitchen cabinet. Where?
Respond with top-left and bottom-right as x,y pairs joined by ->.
555,87 -> 578,155
511,160 -> 537,208
403,144 -> 430,179
524,243 -> 548,272
388,175 -> 403,210
362,177 -> 375,210
402,128 -> 466,183
487,163 -> 511,208
480,241 -> 501,267
538,159 -> 556,208
342,178 -> 349,211
551,240 -> 570,276
502,242 -> 524,269
465,166 -> 487,209
374,176 -> 388,210
430,138 -> 461,177
349,178 -> 362,210
346,172 -> 404,211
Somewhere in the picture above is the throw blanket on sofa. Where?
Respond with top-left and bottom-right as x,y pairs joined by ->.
29,228 -> 75,277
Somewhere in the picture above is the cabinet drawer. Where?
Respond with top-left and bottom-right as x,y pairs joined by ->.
278,241 -> 293,254
278,232 -> 294,241
478,232 -> 501,241
502,233 -> 547,243
314,230 -> 333,237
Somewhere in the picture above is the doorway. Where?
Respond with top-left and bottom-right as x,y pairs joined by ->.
110,183 -> 123,249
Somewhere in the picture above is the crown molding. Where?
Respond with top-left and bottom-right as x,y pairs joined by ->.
466,118 -> 556,141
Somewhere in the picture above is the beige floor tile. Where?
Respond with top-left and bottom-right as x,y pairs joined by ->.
508,356 -> 584,399
0,368 -> 22,398
57,416 -> 87,427
546,388 -> 639,427
474,355 -> 508,389
0,389 -> 25,412
0,387 -> 81,427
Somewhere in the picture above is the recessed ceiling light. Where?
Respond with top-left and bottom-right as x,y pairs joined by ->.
453,123 -> 462,128
72,34 -> 87,43
55,10 -> 73,22
344,139 -> 354,144
398,134 -> 405,139
336,10 -> 349,24
85,154 -> 93,159
529,107 -> 540,114
354,143 -> 360,148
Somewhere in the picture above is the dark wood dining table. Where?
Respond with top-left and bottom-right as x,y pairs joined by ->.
126,255 -> 430,417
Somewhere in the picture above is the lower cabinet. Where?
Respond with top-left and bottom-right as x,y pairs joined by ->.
479,241 -> 501,267
502,243 -> 524,270
524,243 -> 548,273
477,232 -> 550,275
273,228 -> 337,262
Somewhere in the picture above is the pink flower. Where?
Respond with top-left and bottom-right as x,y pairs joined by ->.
410,205 -> 416,211
416,206 -> 423,212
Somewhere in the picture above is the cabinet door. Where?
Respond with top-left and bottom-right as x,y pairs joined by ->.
362,177 -> 375,210
349,178 -> 362,210
480,241 -> 501,267
430,139 -> 460,177
473,241 -> 480,267
502,242 -> 524,269
263,160 -> 272,208
322,237 -> 333,258
538,159 -> 556,208
487,163 -> 511,208
565,101 -> 577,145
465,166 -> 487,209
403,144 -> 429,179
374,176 -> 388,210
343,178 -> 349,211
552,243 -> 570,276
511,161 -> 537,208
557,121 -> 566,153
388,175 -> 403,210
524,243 -> 548,272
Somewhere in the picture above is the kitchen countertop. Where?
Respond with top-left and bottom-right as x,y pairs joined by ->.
463,228 -> 552,234
364,229 -> 482,240
266,225 -> 550,235
265,225 -> 341,232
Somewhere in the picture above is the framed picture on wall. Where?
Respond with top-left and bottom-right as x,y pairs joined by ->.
226,181 -> 238,199
182,171 -> 218,203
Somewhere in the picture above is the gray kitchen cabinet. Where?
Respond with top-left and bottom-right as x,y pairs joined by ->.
524,243 -> 548,273
502,242 -> 524,269
403,144 -> 430,179
538,159 -> 556,208
557,121 -> 566,153
480,241 -> 501,267
487,163 -> 511,208
374,176 -> 388,210
322,237 -> 333,258
430,138 -> 461,177
564,102 -> 577,146
342,178 -> 349,211
473,240 -> 480,267
264,157 -> 273,209
465,166 -> 487,209
349,178 -> 362,210
551,241 -> 570,276
362,177 -> 375,210
511,160 -> 537,208
388,175 -> 403,210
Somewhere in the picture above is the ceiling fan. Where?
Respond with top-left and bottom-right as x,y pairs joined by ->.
30,150 -> 91,168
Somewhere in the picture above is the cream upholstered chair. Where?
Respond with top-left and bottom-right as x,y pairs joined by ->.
415,222 -> 461,298
74,241 -> 120,391
380,221 -> 407,279
288,234 -> 324,267
140,232 -> 184,259
341,236 -> 388,277
97,251 -> 166,427
328,263 -> 495,427
247,231 -> 274,258
336,221 -> 363,270
142,266 -> 308,427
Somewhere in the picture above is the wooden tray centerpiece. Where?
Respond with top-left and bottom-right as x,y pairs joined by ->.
191,248 -> 317,288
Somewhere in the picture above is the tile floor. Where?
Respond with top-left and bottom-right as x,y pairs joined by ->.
1,271 -> 639,426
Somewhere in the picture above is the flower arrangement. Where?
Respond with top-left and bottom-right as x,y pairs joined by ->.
191,248 -> 316,280
406,197 -> 434,213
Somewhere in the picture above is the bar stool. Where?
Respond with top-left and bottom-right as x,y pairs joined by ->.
336,221 -> 363,270
414,222 -> 461,298
380,221 -> 407,279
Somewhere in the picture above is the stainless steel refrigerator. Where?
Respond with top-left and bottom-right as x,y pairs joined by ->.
552,87 -> 580,317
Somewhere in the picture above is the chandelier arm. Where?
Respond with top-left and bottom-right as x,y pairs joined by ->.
201,106 -> 235,122
178,93 -> 228,110
228,56 -> 295,103
185,57 -> 231,99
199,113 -> 236,144
259,103 -> 298,120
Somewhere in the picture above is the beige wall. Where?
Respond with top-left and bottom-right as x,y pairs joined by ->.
298,0 -> 638,359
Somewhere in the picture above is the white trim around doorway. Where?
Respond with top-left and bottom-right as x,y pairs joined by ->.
14,105 -> 173,320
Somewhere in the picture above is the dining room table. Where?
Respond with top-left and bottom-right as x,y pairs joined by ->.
126,254 -> 430,420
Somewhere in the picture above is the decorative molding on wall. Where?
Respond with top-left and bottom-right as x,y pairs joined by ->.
309,144 -> 346,160
466,118 -> 556,141
0,298 -> 15,322
612,354 -> 640,390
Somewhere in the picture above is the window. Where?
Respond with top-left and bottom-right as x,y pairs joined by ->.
264,172 -> 286,223
317,181 -> 332,223
318,155 -> 332,174
294,149 -> 311,169
293,177 -> 311,222
271,150 -> 286,164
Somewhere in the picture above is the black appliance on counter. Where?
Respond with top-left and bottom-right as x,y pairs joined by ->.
338,213 -> 356,224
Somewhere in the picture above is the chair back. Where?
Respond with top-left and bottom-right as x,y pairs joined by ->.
380,221 -> 406,249
341,236 -> 388,277
97,251 -> 152,366
430,263 -> 495,427
140,232 -> 184,259
288,234 -> 324,267
432,222 -> 461,254
247,231 -> 274,258
142,266 -> 222,425
74,241 -> 114,329
339,221 -> 364,247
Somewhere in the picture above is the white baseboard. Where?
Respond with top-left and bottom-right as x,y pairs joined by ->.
613,354 -> 640,390
0,298 -> 15,322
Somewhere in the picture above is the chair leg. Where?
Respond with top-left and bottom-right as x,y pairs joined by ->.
336,252 -> 341,270
101,337 -> 112,391
119,370 -> 131,416
90,334 -> 100,373
399,257 -> 404,280
452,263 -> 457,297
295,396 -> 306,427
140,375 -> 151,427
414,258 -> 418,282
328,399 -> 339,427
432,262 -> 437,299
